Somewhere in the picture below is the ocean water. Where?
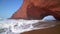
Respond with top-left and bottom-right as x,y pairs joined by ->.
0,19 -> 60,34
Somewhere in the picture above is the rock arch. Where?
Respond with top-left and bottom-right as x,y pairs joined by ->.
11,0 -> 60,20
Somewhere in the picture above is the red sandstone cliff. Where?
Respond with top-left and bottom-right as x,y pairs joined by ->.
11,0 -> 60,20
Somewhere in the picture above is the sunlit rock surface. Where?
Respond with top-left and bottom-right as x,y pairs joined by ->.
0,19 -> 60,34
11,0 -> 60,20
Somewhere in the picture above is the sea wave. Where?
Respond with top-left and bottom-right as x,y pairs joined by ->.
0,19 -> 60,34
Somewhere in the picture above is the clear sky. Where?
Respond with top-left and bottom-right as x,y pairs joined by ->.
0,0 -> 23,18
0,0 -> 56,20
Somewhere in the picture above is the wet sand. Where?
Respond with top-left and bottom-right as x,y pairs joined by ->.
22,21 -> 60,34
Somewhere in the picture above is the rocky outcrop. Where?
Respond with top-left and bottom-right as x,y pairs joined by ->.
11,0 -> 60,20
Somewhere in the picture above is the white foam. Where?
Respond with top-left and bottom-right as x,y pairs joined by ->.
0,19 -> 59,34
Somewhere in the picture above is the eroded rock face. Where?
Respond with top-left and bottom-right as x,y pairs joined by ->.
11,0 -> 60,20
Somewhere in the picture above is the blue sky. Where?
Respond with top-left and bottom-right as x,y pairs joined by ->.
0,0 -> 56,20
0,0 -> 23,18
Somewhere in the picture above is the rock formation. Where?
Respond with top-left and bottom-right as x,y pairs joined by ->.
11,0 -> 60,20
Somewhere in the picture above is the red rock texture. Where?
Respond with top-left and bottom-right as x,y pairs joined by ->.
11,0 -> 60,20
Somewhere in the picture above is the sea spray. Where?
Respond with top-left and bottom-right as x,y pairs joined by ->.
0,19 -> 60,34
